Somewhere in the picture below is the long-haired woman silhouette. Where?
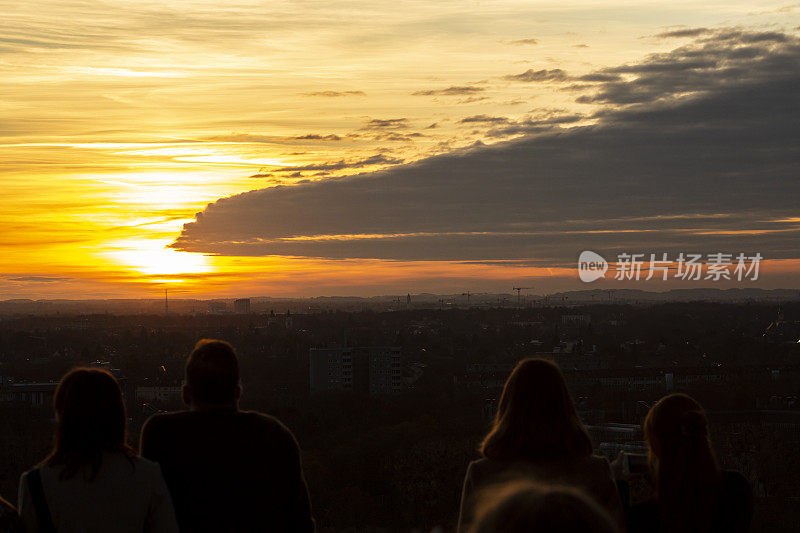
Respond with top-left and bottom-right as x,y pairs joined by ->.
18,368 -> 178,533
627,393 -> 752,533
457,358 -> 624,531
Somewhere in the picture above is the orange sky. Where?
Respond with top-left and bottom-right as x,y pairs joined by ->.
1,1 -> 798,299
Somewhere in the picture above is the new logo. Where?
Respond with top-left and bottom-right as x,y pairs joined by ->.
578,251 -> 608,283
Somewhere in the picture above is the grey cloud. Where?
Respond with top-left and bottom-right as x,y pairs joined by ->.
574,30 -> 799,105
251,154 -> 404,176
576,73 -> 622,82
174,30 -> 800,263
503,68 -> 569,82
362,118 -> 410,130
508,38 -> 539,45
653,28 -> 712,38
371,132 -> 425,142
292,134 -> 343,141
458,96 -> 491,104
413,86 -> 485,96
8,276 -> 72,283
459,115 -> 513,124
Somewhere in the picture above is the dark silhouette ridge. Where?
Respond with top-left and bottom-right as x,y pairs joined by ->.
140,339 -> 314,532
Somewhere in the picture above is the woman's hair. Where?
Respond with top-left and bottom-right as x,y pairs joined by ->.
644,393 -> 720,533
469,480 -> 619,533
43,368 -> 134,481
480,358 -> 592,461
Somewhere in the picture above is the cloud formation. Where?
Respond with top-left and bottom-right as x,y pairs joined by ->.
252,154 -> 404,176
292,134 -> 343,141
503,68 -> 569,82
508,38 -> 539,45
413,86 -> 485,96
173,30 -> 800,264
361,118 -> 410,130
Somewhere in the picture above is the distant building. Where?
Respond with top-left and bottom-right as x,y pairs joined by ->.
1,362 -> 127,407
368,347 -> 403,395
309,346 -> 402,395
562,314 -> 591,326
208,301 -> 227,313
0,381 -> 57,406
234,298 -> 251,314
135,386 -> 182,406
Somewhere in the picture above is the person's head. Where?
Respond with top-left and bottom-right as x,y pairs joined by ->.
481,358 -> 592,461
45,367 -> 133,480
644,393 -> 720,533
183,339 -> 241,409
469,480 -> 619,533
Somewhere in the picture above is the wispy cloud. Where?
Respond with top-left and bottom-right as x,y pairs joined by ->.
301,90 -> 366,97
251,154 -> 403,176
413,86 -> 486,96
507,38 -> 539,45
361,118 -> 410,130
503,68 -> 570,82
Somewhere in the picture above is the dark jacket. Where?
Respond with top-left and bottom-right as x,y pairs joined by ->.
457,455 -> 625,532
626,470 -> 752,533
140,409 -> 314,533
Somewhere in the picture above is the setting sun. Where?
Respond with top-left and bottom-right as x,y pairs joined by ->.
102,239 -> 211,278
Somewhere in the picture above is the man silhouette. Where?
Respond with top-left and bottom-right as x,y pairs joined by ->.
140,339 -> 314,532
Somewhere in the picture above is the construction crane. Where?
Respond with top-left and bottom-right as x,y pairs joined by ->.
512,286 -> 533,308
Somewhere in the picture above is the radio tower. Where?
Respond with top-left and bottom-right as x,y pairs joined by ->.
164,288 -> 169,315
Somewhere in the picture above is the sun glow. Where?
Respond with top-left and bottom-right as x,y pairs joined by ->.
102,239 -> 211,277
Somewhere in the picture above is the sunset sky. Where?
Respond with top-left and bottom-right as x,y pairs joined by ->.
2,1 -> 798,299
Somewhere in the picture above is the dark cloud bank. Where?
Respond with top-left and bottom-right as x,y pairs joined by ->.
173,29 -> 800,264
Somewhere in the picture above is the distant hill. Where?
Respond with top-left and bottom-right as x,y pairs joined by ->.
1,288 -> 798,316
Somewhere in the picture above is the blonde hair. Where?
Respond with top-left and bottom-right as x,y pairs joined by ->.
469,480 -> 619,533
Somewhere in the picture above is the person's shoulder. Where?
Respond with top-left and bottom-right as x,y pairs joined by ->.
467,457 -> 495,472
0,494 -> 20,533
571,454 -> 612,475
143,410 -> 191,428
0,494 -> 15,515
146,410 -> 192,424
465,457 -> 516,482
585,454 -> 611,467
130,454 -> 163,472
238,411 -> 297,440
466,457 -> 489,474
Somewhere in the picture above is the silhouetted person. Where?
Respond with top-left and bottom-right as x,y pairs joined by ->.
626,393 -> 752,533
18,368 -> 178,533
469,480 -> 620,533
0,495 -> 21,533
457,358 -> 624,532
140,339 -> 314,532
